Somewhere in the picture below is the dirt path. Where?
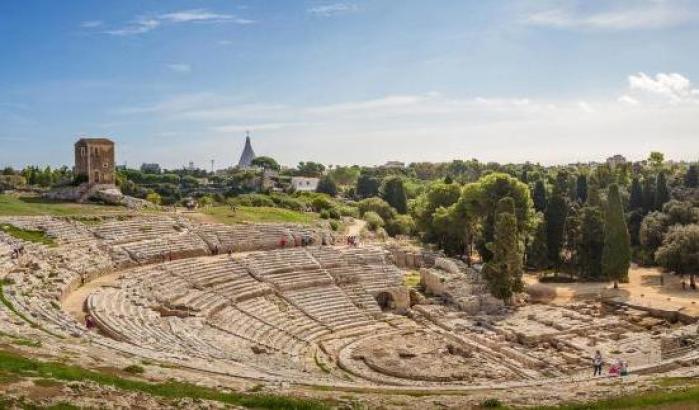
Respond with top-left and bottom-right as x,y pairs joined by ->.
62,272 -> 122,323
526,265 -> 699,315
346,218 -> 366,237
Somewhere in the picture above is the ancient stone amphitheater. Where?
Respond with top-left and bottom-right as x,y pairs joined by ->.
1,214 -> 697,401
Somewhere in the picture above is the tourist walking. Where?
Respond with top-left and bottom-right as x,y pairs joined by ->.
593,350 -> 603,376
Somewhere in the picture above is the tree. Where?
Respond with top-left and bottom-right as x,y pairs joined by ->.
655,224 -> 699,289
545,177 -> 568,270
602,184 -> 631,288
297,161 -> 326,177
639,211 -> 670,258
356,173 -> 380,199
251,156 -> 280,171
562,208 -> 581,275
628,177 -> 644,211
648,151 -> 665,171
482,197 -> 523,303
385,214 -> 415,237
578,207 -> 605,280
654,172 -> 670,211
586,177 -> 602,208
532,179 -> 547,212
316,175 -> 338,197
328,166 -> 360,186
576,174 -> 588,204
527,215 -> 549,270
685,165 -> 698,188
642,176 -> 655,213
357,197 -> 396,222
380,176 -> 409,214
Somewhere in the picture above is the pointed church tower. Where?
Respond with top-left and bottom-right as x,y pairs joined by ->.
237,131 -> 257,168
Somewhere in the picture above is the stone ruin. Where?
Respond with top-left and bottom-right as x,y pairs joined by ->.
0,215 -> 697,391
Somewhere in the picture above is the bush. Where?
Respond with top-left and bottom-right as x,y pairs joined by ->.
480,398 -> 502,408
270,194 -> 307,211
329,220 -> 340,231
319,209 -> 330,219
231,194 -> 275,208
123,365 -> 145,374
337,205 -> 359,218
363,211 -> 384,231
310,196 -> 335,212
357,197 -> 397,221
385,214 -> 415,237
327,207 -> 341,220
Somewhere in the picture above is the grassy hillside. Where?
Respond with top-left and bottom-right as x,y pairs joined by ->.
202,206 -> 319,225
0,194 -> 122,217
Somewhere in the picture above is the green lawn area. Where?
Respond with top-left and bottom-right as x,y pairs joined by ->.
0,194 -> 123,217
0,349 -> 329,410
202,206 -> 319,225
0,223 -> 56,246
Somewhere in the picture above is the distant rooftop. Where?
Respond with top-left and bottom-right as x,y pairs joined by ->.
75,137 -> 114,146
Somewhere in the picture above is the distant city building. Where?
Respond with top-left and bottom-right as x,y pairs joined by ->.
74,138 -> 115,185
140,163 -> 161,174
606,154 -> 627,168
237,132 -> 257,169
382,161 -> 405,169
186,161 -> 196,171
291,177 -> 319,192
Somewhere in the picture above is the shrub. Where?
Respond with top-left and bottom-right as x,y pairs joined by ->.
310,196 -> 335,212
357,197 -> 397,221
123,364 -> 145,374
385,214 -> 415,237
337,205 -> 359,218
270,194 -> 307,211
329,220 -> 340,231
327,207 -> 341,220
231,194 -> 275,208
319,209 -> 330,219
480,398 -> 502,408
363,211 -> 384,231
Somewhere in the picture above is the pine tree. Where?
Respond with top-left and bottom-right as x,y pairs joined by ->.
527,216 -> 549,270
380,176 -> 408,214
578,207 -> 605,279
586,177 -> 602,208
628,177 -> 644,211
685,165 -> 698,188
356,173 -> 380,199
532,179 -> 547,212
576,174 -> 588,204
654,172 -> 670,211
602,184 -> 631,288
483,197 -> 523,303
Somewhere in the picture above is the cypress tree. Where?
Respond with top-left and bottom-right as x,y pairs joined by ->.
586,178 -> 602,208
316,175 -> 338,197
483,197 -> 523,303
628,177 -> 644,211
602,184 -> 631,288
654,172 -> 670,211
545,180 -> 568,270
576,174 -> 588,204
532,179 -> 547,213
642,176 -> 655,213
380,176 -> 409,214
562,209 -> 581,275
356,173 -> 380,199
578,207 -> 605,279
527,216 -> 549,270
685,165 -> 698,188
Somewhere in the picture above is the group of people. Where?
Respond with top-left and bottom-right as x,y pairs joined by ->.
9,244 -> 25,259
593,350 -> 629,377
279,234 -> 315,248
346,235 -> 360,247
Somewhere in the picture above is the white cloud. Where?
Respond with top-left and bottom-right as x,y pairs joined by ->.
628,72 -> 699,102
115,74 -> 699,167
618,95 -> 640,106
525,1 -> 697,30
105,9 -> 253,36
167,64 -> 192,73
308,3 -> 359,17
80,20 -> 103,28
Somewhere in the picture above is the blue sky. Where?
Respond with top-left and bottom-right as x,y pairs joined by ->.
1,0 -> 699,169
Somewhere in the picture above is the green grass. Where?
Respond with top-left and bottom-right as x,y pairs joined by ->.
0,224 -> 56,247
530,382 -> 699,410
203,206 -> 319,225
0,194 -> 123,217
0,349 -> 329,410
402,271 -> 421,288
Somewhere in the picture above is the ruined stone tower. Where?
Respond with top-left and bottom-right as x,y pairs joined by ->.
74,138 -> 115,185
237,132 -> 256,168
